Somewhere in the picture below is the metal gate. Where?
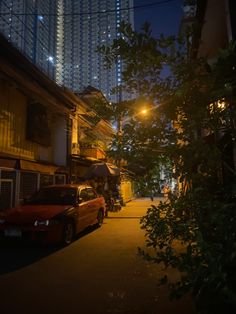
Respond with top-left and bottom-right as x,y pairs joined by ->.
0,179 -> 13,211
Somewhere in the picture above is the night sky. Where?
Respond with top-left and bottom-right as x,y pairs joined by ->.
134,0 -> 183,37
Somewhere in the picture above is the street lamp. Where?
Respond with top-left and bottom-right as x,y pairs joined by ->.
115,106 -> 153,205
115,107 -> 150,168
121,107 -> 149,126
141,109 -> 148,115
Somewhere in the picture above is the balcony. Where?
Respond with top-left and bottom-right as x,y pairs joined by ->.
80,146 -> 106,160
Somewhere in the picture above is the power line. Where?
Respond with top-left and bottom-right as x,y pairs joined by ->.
0,0 -> 178,17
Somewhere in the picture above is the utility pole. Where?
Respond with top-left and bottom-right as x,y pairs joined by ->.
116,112 -> 123,169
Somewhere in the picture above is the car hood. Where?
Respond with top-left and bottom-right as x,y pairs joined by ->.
0,205 -> 71,224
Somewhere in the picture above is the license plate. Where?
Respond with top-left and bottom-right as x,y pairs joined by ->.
4,228 -> 22,237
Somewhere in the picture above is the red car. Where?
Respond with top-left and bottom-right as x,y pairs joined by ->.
0,184 -> 106,245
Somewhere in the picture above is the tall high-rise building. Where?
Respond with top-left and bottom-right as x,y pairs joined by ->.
0,0 -> 58,79
56,0 -> 134,102
0,0 -> 134,102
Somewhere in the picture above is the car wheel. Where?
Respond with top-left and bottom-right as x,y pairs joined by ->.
62,221 -> 75,245
97,209 -> 104,227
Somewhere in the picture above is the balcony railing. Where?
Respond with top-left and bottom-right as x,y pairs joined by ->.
79,147 -> 106,160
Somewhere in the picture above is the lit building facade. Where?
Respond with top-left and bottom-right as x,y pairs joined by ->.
56,0 -> 134,102
0,0 -> 134,102
0,0 -> 58,79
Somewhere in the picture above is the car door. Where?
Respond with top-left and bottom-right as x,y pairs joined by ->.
76,188 -> 92,232
85,187 -> 100,224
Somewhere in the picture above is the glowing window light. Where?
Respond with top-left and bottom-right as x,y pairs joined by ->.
47,56 -> 54,63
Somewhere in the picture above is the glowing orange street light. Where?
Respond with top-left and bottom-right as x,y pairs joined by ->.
141,108 -> 148,115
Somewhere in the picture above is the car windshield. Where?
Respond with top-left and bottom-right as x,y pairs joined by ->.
26,187 -> 77,205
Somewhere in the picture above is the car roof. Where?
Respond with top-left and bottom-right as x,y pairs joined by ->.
42,184 -> 93,190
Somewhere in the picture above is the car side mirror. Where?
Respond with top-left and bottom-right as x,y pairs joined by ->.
77,197 -> 83,204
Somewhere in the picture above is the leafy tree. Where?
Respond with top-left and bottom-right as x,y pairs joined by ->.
98,22 -> 177,175
98,21 -> 236,313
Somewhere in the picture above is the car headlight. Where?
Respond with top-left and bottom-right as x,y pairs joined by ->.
34,220 -> 50,227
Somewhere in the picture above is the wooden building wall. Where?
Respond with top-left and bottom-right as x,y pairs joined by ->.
0,77 -> 54,162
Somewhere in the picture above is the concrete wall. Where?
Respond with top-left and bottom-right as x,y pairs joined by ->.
120,179 -> 134,203
197,0 -> 228,59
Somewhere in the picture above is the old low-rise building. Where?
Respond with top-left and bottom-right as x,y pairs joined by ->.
67,86 -> 116,182
0,34 -> 119,210
0,34 -> 78,210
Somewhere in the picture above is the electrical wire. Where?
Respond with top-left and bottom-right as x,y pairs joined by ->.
0,0 -> 178,16
0,0 -> 180,103
0,0 -> 137,90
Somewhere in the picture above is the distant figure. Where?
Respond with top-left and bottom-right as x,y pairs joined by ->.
150,191 -> 154,202
163,185 -> 170,200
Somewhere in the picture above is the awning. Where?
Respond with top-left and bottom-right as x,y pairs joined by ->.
84,162 -> 120,179
71,154 -> 102,166
20,160 -> 58,174
0,158 -> 17,169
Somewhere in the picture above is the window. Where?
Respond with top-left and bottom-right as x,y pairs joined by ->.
79,188 -> 89,202
79,188 -> 97,202
86,188 -> 97,200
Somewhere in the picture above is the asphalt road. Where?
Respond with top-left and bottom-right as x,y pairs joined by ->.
0,198 -> 196,314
